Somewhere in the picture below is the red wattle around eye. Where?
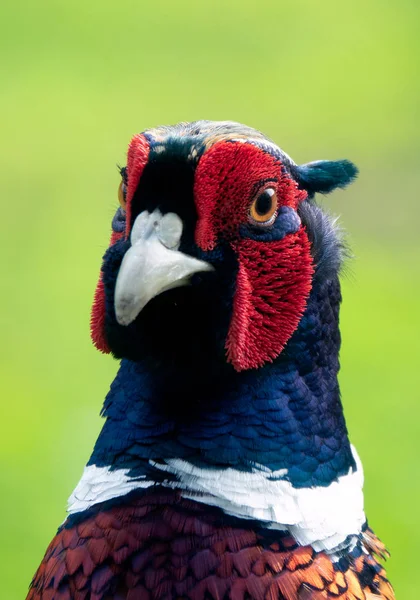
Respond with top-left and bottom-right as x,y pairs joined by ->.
194,140 -> 307,250
125,134 -> 150,237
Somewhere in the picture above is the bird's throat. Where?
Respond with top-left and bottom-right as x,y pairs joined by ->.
89,275 -> 355,489
68,274 -> 365,555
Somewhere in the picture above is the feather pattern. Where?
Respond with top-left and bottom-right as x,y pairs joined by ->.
28,491 -> 394,600
68,446 -> 364,553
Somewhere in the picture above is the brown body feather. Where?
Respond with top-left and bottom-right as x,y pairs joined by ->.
28,491 -> 394,600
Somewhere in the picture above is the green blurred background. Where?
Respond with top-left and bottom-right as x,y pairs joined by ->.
1,0 -> 419,597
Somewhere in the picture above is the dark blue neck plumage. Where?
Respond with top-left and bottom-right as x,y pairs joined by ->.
88,275 -> 355,489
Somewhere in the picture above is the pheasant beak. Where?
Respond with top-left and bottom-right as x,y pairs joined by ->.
114,210 -> 214,326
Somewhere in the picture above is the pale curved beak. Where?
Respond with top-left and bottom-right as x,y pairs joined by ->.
114,210 -> 214,326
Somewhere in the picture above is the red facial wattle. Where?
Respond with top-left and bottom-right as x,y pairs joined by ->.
226,231 -> 313,370
124,134 -> 150,236
194,141 -> 314,371
92,135 -> 314,371
90,230 -> 124,354
90,134 -> 150,353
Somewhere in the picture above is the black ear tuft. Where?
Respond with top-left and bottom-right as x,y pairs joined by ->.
292,160 -> 358,195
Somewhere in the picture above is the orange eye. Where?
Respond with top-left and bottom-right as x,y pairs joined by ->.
249,187 -> 278,225
118,180 -> 127,209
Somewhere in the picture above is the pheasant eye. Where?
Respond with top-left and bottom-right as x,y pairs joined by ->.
118,180 -> 127,209
249,187 -> 278,225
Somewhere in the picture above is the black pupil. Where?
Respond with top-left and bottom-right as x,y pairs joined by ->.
255,191 -> 273,216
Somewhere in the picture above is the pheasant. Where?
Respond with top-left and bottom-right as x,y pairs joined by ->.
28,121 -> 395,600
